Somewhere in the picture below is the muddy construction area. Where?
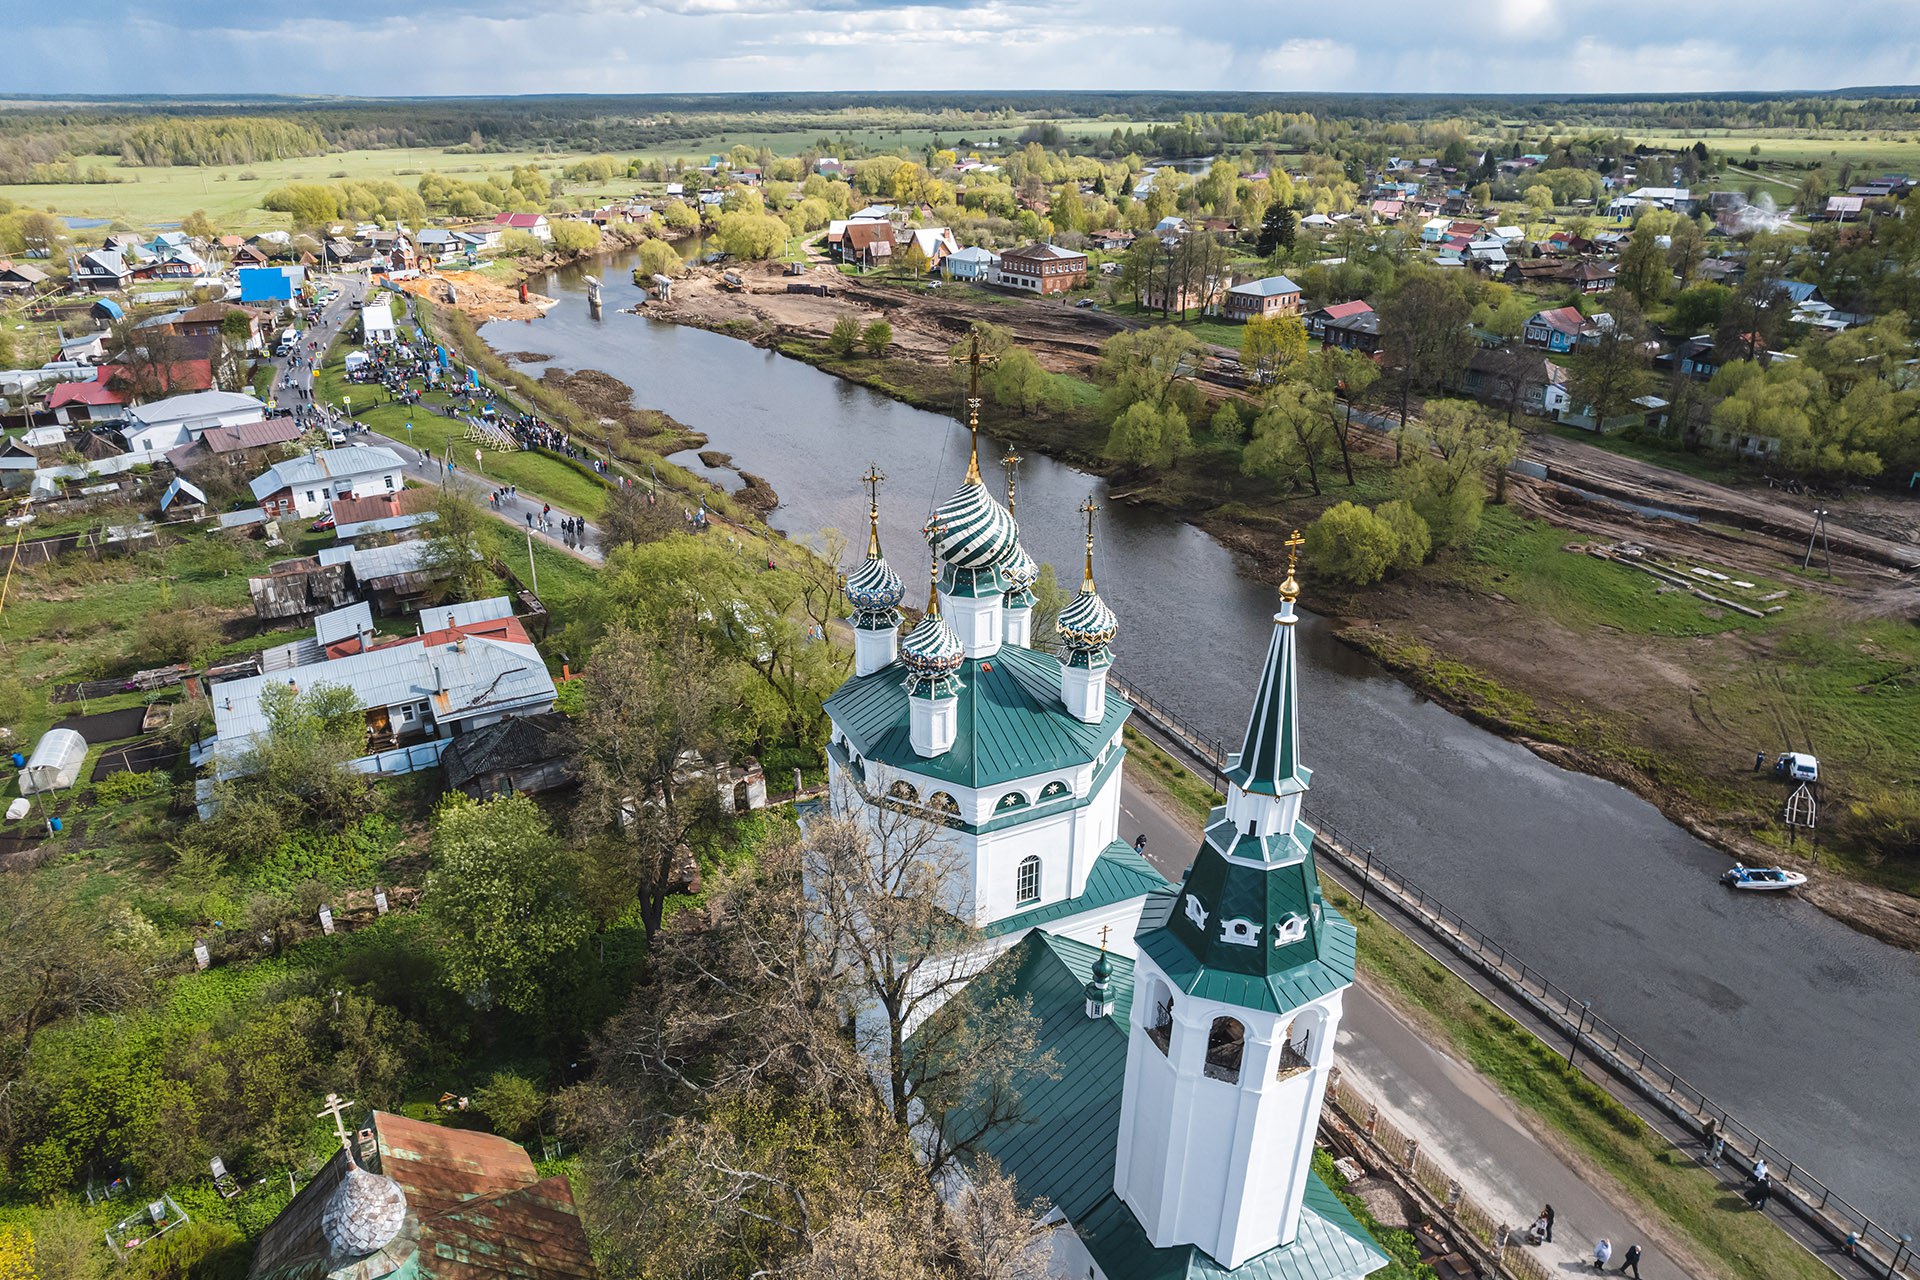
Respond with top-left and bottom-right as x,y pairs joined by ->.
648,261 -> 1138,374
393,269 -> 557,323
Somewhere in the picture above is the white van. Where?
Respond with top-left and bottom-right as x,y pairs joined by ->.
276,330 -> 301,356
1775,752 -> 1819,783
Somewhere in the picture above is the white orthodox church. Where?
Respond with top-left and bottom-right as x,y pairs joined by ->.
821,394 -> 1389,1280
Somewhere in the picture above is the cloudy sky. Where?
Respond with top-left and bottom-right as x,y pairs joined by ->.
13,0 -> 1919,96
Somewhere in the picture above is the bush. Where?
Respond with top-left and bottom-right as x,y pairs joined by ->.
1209,400 -> 1245,442
473,1070 -> 546,1140
828,316 -> 860,357
1305,502 -> 1399,586
1374,498 -> 1432,570
95,769 -> 163,805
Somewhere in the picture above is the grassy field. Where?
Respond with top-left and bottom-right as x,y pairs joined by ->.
1624,127 -> 1920,170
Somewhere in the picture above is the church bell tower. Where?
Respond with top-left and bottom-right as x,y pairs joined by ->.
1113,533 -> 1356,1268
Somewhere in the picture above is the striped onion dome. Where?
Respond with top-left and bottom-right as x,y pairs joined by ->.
845,553 -> 905,616
925,479 -> 1019,571
1001,540 -> 1039,607
899,610 -> 965,693
1057,585 -> 1119,653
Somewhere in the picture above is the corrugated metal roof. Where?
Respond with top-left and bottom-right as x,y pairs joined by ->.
315,601 -> 375,647
825,645 -> 1128,789
948,932 -> 1386,1280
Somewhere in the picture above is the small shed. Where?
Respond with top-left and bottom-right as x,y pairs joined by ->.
20,727 -> 87,794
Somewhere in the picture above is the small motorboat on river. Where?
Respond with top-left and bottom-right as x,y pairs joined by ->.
1721,863 -> 1807,892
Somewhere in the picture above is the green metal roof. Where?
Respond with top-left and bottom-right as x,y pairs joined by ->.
1222,611 -> 1310,798
983,841 -> 1172,939
825,643 -> 1129,790
950,931 -> 1386,1280
1139,823 -> 1358,1014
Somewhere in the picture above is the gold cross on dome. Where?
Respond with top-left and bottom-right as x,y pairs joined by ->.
1099,924 -> 1111,950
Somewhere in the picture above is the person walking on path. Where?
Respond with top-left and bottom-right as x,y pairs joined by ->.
1591,1238 -> 1612,1271
1616,1243 -> 1643,1278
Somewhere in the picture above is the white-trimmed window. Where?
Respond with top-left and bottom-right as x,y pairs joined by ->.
1015,854 -> 1041,905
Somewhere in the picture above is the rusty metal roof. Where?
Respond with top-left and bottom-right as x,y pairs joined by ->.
248,1110 -> 598,1280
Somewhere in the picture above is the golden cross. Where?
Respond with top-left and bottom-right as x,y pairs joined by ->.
1099,924 -> 1111,950
1079,495 -> 1100,593
1001,450 -> 1022,515
861,464 -> 885,558
964,332 -> 983,484
923,516 -> 943,615
1281,528 -> 1305,603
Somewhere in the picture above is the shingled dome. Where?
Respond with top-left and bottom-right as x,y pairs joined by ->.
321,1162 -> 408,1257
926,480 -> 1018,571
845,553 -> 906,616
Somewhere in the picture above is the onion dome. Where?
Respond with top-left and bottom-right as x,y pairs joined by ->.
322,1161 -> 408,1257
846,554 -> 905,619
925,479 -> 1018,574
847,465 -> 905,629
1001,540 -> 1039,608
900,560 -> 965,696
1057,495 -> 1117,661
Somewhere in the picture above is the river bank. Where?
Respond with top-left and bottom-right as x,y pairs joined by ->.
524,253 -> 1920,949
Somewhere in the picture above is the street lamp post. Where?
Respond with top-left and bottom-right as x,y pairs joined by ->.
1566,1000 -> 1592,1069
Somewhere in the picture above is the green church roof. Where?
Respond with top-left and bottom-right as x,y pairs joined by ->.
1222,608 -> 1309,798
983,840 -> 1172,939
825,643 -> 1129,790
951,931 -> 1387,1280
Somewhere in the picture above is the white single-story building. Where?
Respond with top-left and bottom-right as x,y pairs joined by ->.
250,445 -> 407,520
362,301 -> 397,345
943,246 -> 1000,281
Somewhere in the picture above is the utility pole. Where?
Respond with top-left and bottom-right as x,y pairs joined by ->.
1802,508 -> 1832,575
526,531 -> 539,600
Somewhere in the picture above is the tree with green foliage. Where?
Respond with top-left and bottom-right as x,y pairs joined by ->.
1106,399 -> 1190,472
1617,220 -> 1669,306
1379,269 -> 1474,430
983,347 -> 1066,417
180,209 -> 219,241
1374,498 -> 1432,569
861,319 -> 892,358
420,490 -> 492,605
473,1071 -> 546,1140
1668,284 -> 1731,338
714,210 -> 789,260
550,220 -> 602,255
1240,312 -> 1307,385
634,237 -> 683,282
1303,347 -> 1381,485
1566,304 -> 1651,427
1304,502 -> 1399,585
1209,400 -> 1245,443
423,793 -> 590,1015
1397,398 -> 1519,544
828,315 -> 860,357
1255,201 -> 1297,258
1243,382 -> 1335,495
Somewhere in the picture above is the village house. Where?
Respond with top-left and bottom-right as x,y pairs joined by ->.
205,599 -> 557,779
993,242 -> 1087,295
901,226 -> 960,272
1305,299 -> 1373,339
1522,306 -> 1590,353
1087,229 -> 1134,251
0,263 -> 50,295
491,211 -> 552,242
121,389 -> 270,456
1323,308 -> 1382,354
250,444 -> 406,520
941,245 -> 999,282
1222,275 -> 1303,322
164,415 -> 302,473
71,250 -> 131,292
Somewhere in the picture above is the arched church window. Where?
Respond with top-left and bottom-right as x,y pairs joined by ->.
888,780 -> 919,804
1015,854 -> 1041,905
1205,1016 -> 1246,1083
927,791 -> 961,816
1147,982 -> 1174,1055
1039,780 -> 1069,800
1273,913 -> 1308,945
1277,1015 -> 1314,1080
997,791 -> 1030,812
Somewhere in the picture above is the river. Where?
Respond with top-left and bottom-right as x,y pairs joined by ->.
482,251 -> 1920,1226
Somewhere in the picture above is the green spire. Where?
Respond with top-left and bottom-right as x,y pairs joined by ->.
1223,531 -> 1309,797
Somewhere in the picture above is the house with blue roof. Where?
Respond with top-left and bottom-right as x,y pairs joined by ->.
825,377 -> 1390,1280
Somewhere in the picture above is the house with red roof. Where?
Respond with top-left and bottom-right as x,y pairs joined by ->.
1305,299 -> 1374,339
491,212 -> 552,242
1523,305 -> 1589,353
